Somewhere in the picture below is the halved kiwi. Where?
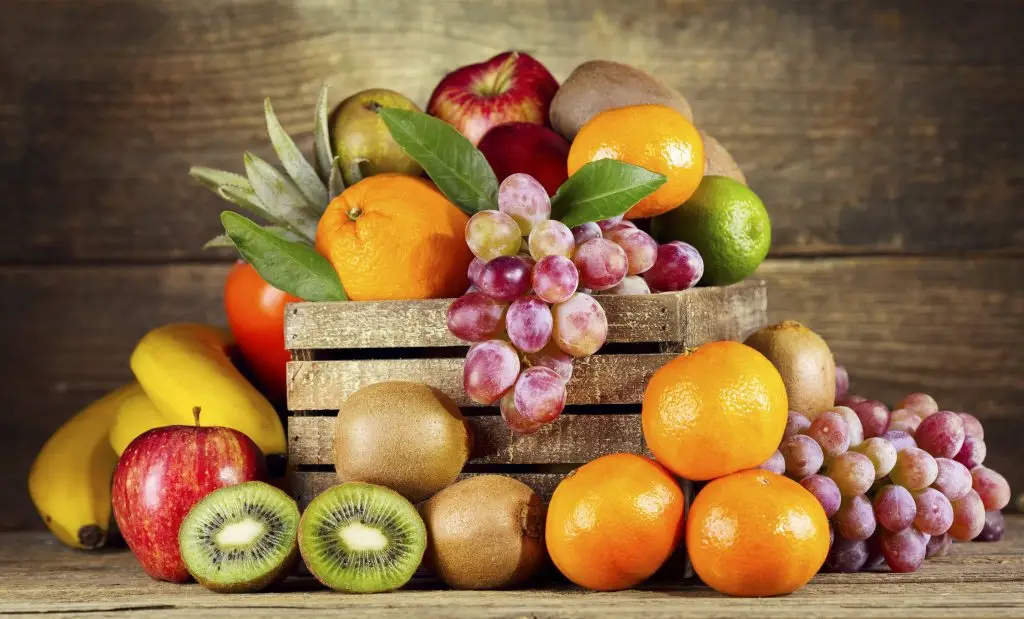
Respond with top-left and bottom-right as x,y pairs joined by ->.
298,482 -> 427,593
178,481 -> 300,593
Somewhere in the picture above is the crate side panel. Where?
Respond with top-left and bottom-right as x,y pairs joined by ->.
289,414 -> 645,466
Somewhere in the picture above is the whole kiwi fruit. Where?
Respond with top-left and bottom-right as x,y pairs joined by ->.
744,321 -> 836,418
420,475 -> 547,589
701,131 -> 747,186
549,60 -> 693,141
333,381 -> 471,503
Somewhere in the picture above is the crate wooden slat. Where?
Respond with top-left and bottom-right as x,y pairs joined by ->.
289,414 -> 645,467
293,471 -> 568,505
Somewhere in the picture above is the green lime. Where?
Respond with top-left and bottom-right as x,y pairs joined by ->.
650,176 -> 771,285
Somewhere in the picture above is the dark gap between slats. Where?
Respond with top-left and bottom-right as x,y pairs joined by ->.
295,463 -> 580,474
292,341 -> 667,362
290,403 -> 641,417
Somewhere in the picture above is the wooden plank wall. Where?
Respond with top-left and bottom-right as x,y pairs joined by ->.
1,0 -> 1021,530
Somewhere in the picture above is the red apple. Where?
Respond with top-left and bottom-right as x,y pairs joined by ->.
111,408 -> 266,582
478,122 -> 570,196
427,51 -> 559,146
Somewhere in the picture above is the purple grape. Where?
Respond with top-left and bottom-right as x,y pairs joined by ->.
835,494 -> 877,541
957,412 -> 984,440
499,390 -> 545,435
757,450 -> 786,475
888,408 -> 922,435
971,466 -> 1011,511
915,411 -> 966,459
825,536 -> 868,573
528,219 -> 575,260
856,437 -> 897,479
891,447 -> 938,490
949,488 -> 985,541
828,451 -> 876,496
573,238 -> 628,291
523,342 -> 573,383
925,532 -> 952,558
465,210 -> 522,260
784,411 -> 811,439
505,296 -> 553,353
551,293 -> 608,357
953,436 -> 986,469
478,256 -> 531,302
603,275 -> 651,295
446,292 -> 507,342
779,434 -> 824,479
834,363 -> 850,401
512,367 -> 567,427
881,430 -> 917,453
801,474 -> 841,517
932,457 -> 973,501
852,400 -> 890,439
863,533 -> 886,569
874,485 -> 917,532
975,510 -> 1005,542
516,252 -> 536,270
643,241 -> 703,291
571,222 -> 602,246
463,340 -> 520,404
532,255 -> 579,304
897,393 -> 939,418
880,528 -> 927,573
498,173 -> 550,235
596,215 -> 624,230
604,227 -> 658,275
807,410 -> 851,458
837,394 -> 867,408
467,257 -> 485,287
913,488 -> 953,536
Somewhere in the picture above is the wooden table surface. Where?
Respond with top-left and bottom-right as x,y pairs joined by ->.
2,517 -> 1022,618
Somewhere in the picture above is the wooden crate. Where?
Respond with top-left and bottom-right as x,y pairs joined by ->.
284,280 -> 768,507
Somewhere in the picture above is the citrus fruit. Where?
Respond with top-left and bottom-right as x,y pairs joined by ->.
686,469 -> 829,596
316,174 -> 473,301
545,453 -> 684,591
642,340 -> 788,480
650,175 -> 770,286
566,104 -> 704,220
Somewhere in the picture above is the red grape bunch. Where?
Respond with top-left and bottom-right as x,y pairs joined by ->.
447,173 -> 704,434
762,364 -> 1012,573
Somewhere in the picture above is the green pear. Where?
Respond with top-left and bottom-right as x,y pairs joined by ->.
329,89 -> 424,185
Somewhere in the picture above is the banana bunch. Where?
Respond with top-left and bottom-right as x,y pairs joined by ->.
29,323 -> 287,549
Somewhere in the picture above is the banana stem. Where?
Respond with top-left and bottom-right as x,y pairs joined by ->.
193,406 -> 202,427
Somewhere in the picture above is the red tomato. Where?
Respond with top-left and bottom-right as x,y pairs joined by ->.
224,261 -> 300,403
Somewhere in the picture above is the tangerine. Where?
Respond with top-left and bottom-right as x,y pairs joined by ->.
566,104 -> 704,220
545,453 -> 685,591
316,174 -> 473,301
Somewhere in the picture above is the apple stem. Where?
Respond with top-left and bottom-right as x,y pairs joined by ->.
192,406 -> 201,427
478,51 -> 520,97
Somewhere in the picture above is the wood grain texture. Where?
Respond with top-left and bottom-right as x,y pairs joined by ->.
288,355 -> 671,410
289,414 -> 644,467
1,525 -> 1023,617
286,280 -> 766,350
2,0 -> 1023,262
3,257 -> 1021,531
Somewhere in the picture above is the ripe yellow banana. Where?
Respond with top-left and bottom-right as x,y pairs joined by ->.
130,323 -> 287,458
108,383 -> 169,456
28,385 -> 130,549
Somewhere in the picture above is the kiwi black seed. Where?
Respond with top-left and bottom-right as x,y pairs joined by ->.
178,481 -> 300,593
298,482 -> 427,593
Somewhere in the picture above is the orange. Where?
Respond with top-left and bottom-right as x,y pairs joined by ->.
687,469 -> 829,596
316,174 -> 473,301
567,104 -> 704,220
545,453 -> 685,591
642,340 -> 788,481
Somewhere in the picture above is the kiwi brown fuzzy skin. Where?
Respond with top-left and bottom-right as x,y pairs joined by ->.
333,381 -> 472,503
701,131 -> 747,186
193,546 -> 299,594
549,60 -> 693,141
420,475 -> 547,590
744,320 -> 836,417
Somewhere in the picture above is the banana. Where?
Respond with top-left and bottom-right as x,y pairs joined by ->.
28,385 -> 131,549
108,383 -> 169,456
130,323 -> 287,457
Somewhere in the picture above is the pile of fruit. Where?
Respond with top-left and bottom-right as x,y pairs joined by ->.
25,50 -> 1014,599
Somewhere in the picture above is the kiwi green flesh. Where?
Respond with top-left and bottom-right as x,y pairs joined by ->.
178,481 -> 300,593
298,482 -> 427,593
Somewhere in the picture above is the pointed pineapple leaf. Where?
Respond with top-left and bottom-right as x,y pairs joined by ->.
190,166 -> 251,191
376,107 -> 498,214
216,185 -> 286,228
221,212 -> 346,302
243,152 -> 319,241
552,160 -> 667,227
328,157 -> 345,200
264,98 -> 328,209
312,84 -> 334,184
203,225 -> 306,250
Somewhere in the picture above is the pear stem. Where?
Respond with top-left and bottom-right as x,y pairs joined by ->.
193,406 -> 202,427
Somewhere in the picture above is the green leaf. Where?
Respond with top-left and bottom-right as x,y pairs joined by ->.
243,152 -> 320,241
221,212 -> 346,302
189,166 -> 251,191
312,84 -> 334,184
377,107 -> 498,214
203,226 -> 306,250
264,98 -> 328,209
328,157 -> 345,200
552,160 -> 667,227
